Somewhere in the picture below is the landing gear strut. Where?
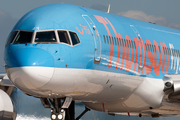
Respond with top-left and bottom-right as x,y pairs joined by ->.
76,107 -> 90,120
50,98 -> 66,120
40,97 -> 90,120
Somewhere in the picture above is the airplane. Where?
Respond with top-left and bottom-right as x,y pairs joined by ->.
1,2 -> 180,120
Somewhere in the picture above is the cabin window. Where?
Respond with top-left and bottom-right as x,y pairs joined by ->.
166,48 -> 168,55
129,41 -> 131,48
170,48 -> 172,56
117,38 -> 120,46
122,39 -> 124,47
124,39 -> 126,47
35,31 -> 57,43
167,48 -> 169,55
69,32 -> 80,45
119,38 -> 121,46
148,44 -> 150,51
165,48 -> 167,55
177,50 -> 178,57
175,49 -> 178,57
158,46 -> 161,53
109,36 -> 112,44
168,48 -> 170,55
103,35 -> 106,44
153,45 -> 155,52
128,40 -> 131,48
58,31 -> 71,45
172,49 -> 175,56
106,35 -> 109,44
134,41 -> 136,49
130,41 -> 132,48
163,47 -> 165,54
126,40 -> 129,48
150,44 -> 152,52
177,50 -> 179,57
146,44 -> 149,51
14,31 -> 33,44
154,45 -> 156,52
132,41 -> 134,48
167,48 -> 170,55
6,31 -> 18,46
111,37 -> 113,45
114,37 -> 117,45
145,43 -> 147,51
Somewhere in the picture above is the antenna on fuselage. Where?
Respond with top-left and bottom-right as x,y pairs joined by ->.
107,4 -> 110,13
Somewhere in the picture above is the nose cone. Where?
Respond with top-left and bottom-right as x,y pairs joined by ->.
7,48 -> 54,67
6,48 -> 55,93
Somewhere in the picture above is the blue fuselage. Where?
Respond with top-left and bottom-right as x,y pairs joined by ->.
5,4 -> 180,79
3,4 -> 180,113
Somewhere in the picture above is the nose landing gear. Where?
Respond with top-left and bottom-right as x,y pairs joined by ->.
40,97 -> 90,120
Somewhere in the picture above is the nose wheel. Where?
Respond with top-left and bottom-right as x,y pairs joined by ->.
49,98 -> 73,120
51,108 -> 65,120
40,97 -> 90,120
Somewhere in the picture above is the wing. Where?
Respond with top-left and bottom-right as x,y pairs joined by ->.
0,74 -> 14,87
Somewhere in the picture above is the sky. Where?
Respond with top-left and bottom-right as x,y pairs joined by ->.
1,0 -> 180,72
0,0 -> 180,119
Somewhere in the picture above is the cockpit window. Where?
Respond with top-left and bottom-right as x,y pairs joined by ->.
35,31 -> 57,43
58,31 -> 71,45
6,31 -> 18,46
14,31 -> 33,44
69,32 -> 80,45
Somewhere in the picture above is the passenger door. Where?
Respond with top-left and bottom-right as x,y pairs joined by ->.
82,15 -> 101,64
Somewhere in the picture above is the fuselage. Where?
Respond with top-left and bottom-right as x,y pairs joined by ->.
4,3 -> 180,114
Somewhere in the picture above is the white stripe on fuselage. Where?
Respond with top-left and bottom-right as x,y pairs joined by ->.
7,67 -> 164,108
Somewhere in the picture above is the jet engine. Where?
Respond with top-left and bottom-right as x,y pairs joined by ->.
163,74 -> 180,100
0,74 -> 16,120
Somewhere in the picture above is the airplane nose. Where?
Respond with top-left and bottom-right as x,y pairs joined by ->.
6,48 -> 55,91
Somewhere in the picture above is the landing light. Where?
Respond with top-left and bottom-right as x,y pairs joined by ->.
51,109 -> 53,113
58,114 -> 63,120
51,114 -> 56,120
61,109 -> 64,113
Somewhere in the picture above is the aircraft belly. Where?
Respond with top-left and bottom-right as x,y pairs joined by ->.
40,68 -> 144,101
6,66 -> 165,112
83,77 -> 164,112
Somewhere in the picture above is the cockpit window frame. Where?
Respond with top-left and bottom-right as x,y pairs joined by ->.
33,29 -> 81,47
68,31 -> 81,46
5,30 -> 19,47
57,30 -> 72,46
33,30 -> 59,44
56,30 -> 81,47
10,30 -> 34,45
8,29 -> 81,47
